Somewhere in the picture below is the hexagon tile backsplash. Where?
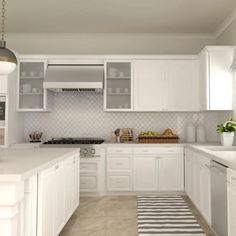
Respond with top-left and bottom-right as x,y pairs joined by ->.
23,93 -> 232,142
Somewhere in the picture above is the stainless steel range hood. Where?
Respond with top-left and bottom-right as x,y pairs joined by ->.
43,64 -> 104,92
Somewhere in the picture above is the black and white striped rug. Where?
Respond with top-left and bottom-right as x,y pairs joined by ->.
137,196 -> 206,236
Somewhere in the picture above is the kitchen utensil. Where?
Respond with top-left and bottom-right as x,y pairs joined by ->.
114,128 -> 121,143
29,131 -> 43,142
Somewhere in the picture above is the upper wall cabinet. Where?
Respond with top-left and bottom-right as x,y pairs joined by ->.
17,59 -> 52,112
134,59 -> 199,112
104,61 -> 133,111
199,46 -> 234,111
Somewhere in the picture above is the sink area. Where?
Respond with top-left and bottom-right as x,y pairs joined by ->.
205,146 -> 236,152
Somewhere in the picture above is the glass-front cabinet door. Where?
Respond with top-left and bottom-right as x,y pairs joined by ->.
18,60 -> 47,111
105,61 -> 133,111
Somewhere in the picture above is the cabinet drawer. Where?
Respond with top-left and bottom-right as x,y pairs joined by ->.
80,163 -> 97,172
107,175 -> 131,191
108,158 -> 131,171
80,176 -> 97,190
107,148 -> 133,155
134,147 -> 183,155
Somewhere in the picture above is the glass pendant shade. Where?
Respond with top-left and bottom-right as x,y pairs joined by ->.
0,40 -> 17,75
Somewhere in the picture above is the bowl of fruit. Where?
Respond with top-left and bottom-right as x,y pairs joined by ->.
138,129 -> 179,143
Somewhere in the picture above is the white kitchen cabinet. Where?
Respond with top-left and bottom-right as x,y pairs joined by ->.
106,153 -> 133,192
166,60 -> 199,111
37,166 -> 55,236
192,157 -> 201,208
185,149 -> 211,225
227,169 -> 236,236
133,157 -> 157,191
134,60 -> 166,111
64,158 -> 74,221
158,155 -> 184,191
107,174 -> 132,191
134,59 -> 199,111
37,153 -> 80,236
185,150 -> 194,198
104,61 -> 133,111
199,46 -> 234,110
17,59 -> 52,112
54,162 -> 66,235
106,147 -> 184,192
199,159 -> 211,224
24,175 -> 38,236
80,160 -> 99,193
0,75 -> 8,93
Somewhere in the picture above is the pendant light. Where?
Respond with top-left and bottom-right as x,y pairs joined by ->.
0,0 -> 17,75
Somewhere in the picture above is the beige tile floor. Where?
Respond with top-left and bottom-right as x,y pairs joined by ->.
59,195 -> 216,236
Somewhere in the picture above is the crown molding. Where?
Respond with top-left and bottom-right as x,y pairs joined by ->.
215,8 -> 236,38
6,32 -> 216,40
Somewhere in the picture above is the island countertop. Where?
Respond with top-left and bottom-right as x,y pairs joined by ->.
0,148 -> 79,181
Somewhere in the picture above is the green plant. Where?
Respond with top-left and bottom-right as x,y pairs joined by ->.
216,117 -> 236,133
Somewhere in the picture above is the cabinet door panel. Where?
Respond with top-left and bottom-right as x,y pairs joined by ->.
54,163 -> 66,234
167,60 -> 199,111
228,184 -> 236,236
134,60 -> 166,111
159,155 -> 184,191
37,167 -> 55,236
200,165 -> 211,224
133,157 -> 157,191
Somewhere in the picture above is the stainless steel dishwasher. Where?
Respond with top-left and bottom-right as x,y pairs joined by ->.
211,160 -> 228,236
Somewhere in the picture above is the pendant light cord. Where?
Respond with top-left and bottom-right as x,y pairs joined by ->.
1,0 -> 5,41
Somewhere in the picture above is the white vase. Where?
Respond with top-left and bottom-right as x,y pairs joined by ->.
220,132 -> 235,146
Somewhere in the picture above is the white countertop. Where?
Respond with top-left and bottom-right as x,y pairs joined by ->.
187,145 -> 236,170
0,148 -> 79,181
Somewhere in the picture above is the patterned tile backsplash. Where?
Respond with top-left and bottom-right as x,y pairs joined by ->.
23,93 -> 232,142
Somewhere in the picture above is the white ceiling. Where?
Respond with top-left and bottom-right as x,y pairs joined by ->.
4,0 -> 236,34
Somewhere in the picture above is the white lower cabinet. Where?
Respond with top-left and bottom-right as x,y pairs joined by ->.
80,160 -> 99,193
185,149 -> 211,225
37,153 -> 80,236
106,147 -> 184,192
107,175 -> 132,191
107,154 -> 133,191
227,169 -> 236,236
159,155 -> 184,191
133,157 -> 157,191
37,165 -> 55,236
24,175 -> 38,236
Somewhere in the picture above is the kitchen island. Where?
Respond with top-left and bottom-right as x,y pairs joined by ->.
0,148 -> 80,236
